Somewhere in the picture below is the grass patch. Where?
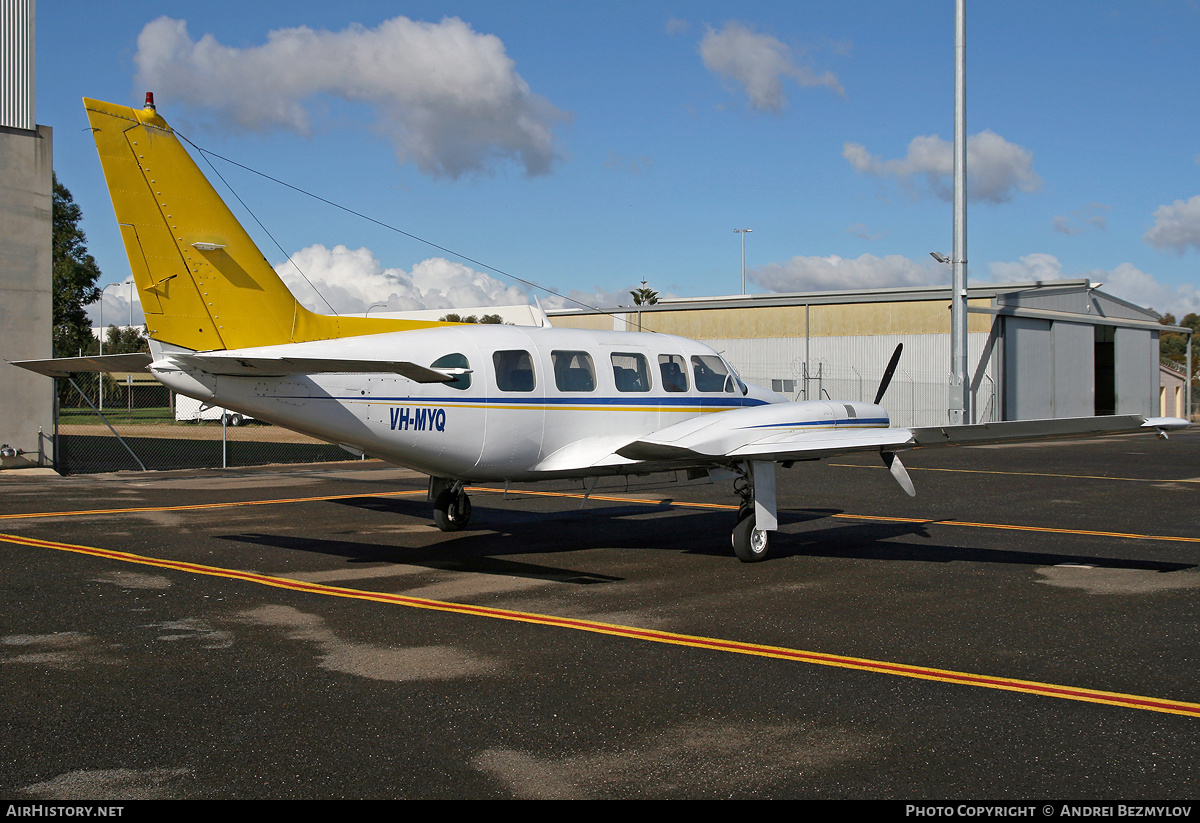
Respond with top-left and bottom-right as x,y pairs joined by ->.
58,407 -> 176,425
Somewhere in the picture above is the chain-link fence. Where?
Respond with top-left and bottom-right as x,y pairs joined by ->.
54,375 -> 351,474
749,360 -> 998,428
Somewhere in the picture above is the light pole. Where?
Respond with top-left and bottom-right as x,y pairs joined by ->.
948,0 -> 969,425
734,228 -> 752,295
96,283 -> 122,411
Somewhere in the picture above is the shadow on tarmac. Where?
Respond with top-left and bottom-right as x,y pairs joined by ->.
217,496 -> 1195,577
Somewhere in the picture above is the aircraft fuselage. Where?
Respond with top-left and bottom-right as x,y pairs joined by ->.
148,323 -> 886,481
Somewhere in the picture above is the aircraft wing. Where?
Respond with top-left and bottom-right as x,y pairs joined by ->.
907,414 -> 1186,447
614,404 -> 1187,467
10,353 -> 154,377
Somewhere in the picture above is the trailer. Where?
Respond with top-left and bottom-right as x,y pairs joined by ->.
174,394 -> 254,426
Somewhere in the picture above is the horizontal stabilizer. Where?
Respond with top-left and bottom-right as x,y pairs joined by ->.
11,353 -> 153,377
173,353 -> 455,382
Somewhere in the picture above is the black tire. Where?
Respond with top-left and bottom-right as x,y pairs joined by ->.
732,513 -> 770,562
433,490 -> 472,532
228,413 -> 243,427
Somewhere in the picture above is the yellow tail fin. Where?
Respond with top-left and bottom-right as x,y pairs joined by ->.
84,97 -> 451,352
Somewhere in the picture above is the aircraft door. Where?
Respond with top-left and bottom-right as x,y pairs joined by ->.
478,347 -> 545,475
657,353 -> 690,429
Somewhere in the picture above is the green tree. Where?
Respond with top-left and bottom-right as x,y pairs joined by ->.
104,324 -> 149,354
1159,312 -> 1199,377
438,313 -> 506,324
52,175 -> 102,358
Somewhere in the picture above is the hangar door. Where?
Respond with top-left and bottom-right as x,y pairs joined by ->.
1113,326 -> 1156,416
1004,317 -> 1155,419
1003,318 -> 1093,419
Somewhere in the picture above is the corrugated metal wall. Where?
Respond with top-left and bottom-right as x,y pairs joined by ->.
1,0 -> 35,131
703,332 -> 999,427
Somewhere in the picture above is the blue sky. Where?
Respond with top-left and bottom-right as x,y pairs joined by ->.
35,1 -> 1200,325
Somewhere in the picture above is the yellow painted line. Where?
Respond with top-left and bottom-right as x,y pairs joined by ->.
3,529 -> 1197,719
829,462 -> 1200,484
830,512 -> 1200,543
0,490 -> 426,521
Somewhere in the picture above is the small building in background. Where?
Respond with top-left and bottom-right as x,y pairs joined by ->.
548,279 -> 1187,427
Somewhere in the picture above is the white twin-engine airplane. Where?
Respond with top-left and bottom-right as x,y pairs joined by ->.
17,97 -> 1189,561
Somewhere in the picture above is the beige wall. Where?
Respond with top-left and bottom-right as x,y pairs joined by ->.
552,298 -> 993,338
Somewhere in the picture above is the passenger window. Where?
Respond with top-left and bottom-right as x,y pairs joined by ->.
611,352 -> 651,392
658,354 -> 688,392
430,353 -> 471,391
494,350 -> 536,392
552,350 -> 596,392
691,355 -> 735,393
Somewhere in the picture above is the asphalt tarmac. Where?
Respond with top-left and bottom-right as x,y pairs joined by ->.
1,430 -> 1198,799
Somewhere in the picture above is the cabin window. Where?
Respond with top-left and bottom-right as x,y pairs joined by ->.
493,350 -> 536,392
691,355 -> 735,393
658,354 -> 688,392
552,350 -> 596,392
430,353 -> 471,390
611,352 -> 651,392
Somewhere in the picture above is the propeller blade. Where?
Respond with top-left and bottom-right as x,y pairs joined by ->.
882,451 -> 916,497
874,343 -> 904,405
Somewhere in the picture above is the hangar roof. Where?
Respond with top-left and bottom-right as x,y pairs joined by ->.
546,279 -> 1190,334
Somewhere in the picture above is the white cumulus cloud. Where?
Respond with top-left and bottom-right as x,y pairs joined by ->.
135,16 -> 568,179
843,130 -> 1041,203
985,252 -> 1067,283
749,253 -> 943,293
86,276 -> 145,329
1143,195 -> 1200,255
747,250 -> 1200,318
276,245 -> 530,314
699,21 -> 842,113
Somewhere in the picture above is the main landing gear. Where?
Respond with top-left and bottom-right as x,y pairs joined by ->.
731,461 -> 777,563
430,477 -> 472,532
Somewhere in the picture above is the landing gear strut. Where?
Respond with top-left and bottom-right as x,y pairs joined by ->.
730,461 -> 777,563
430,478 -> 472,532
